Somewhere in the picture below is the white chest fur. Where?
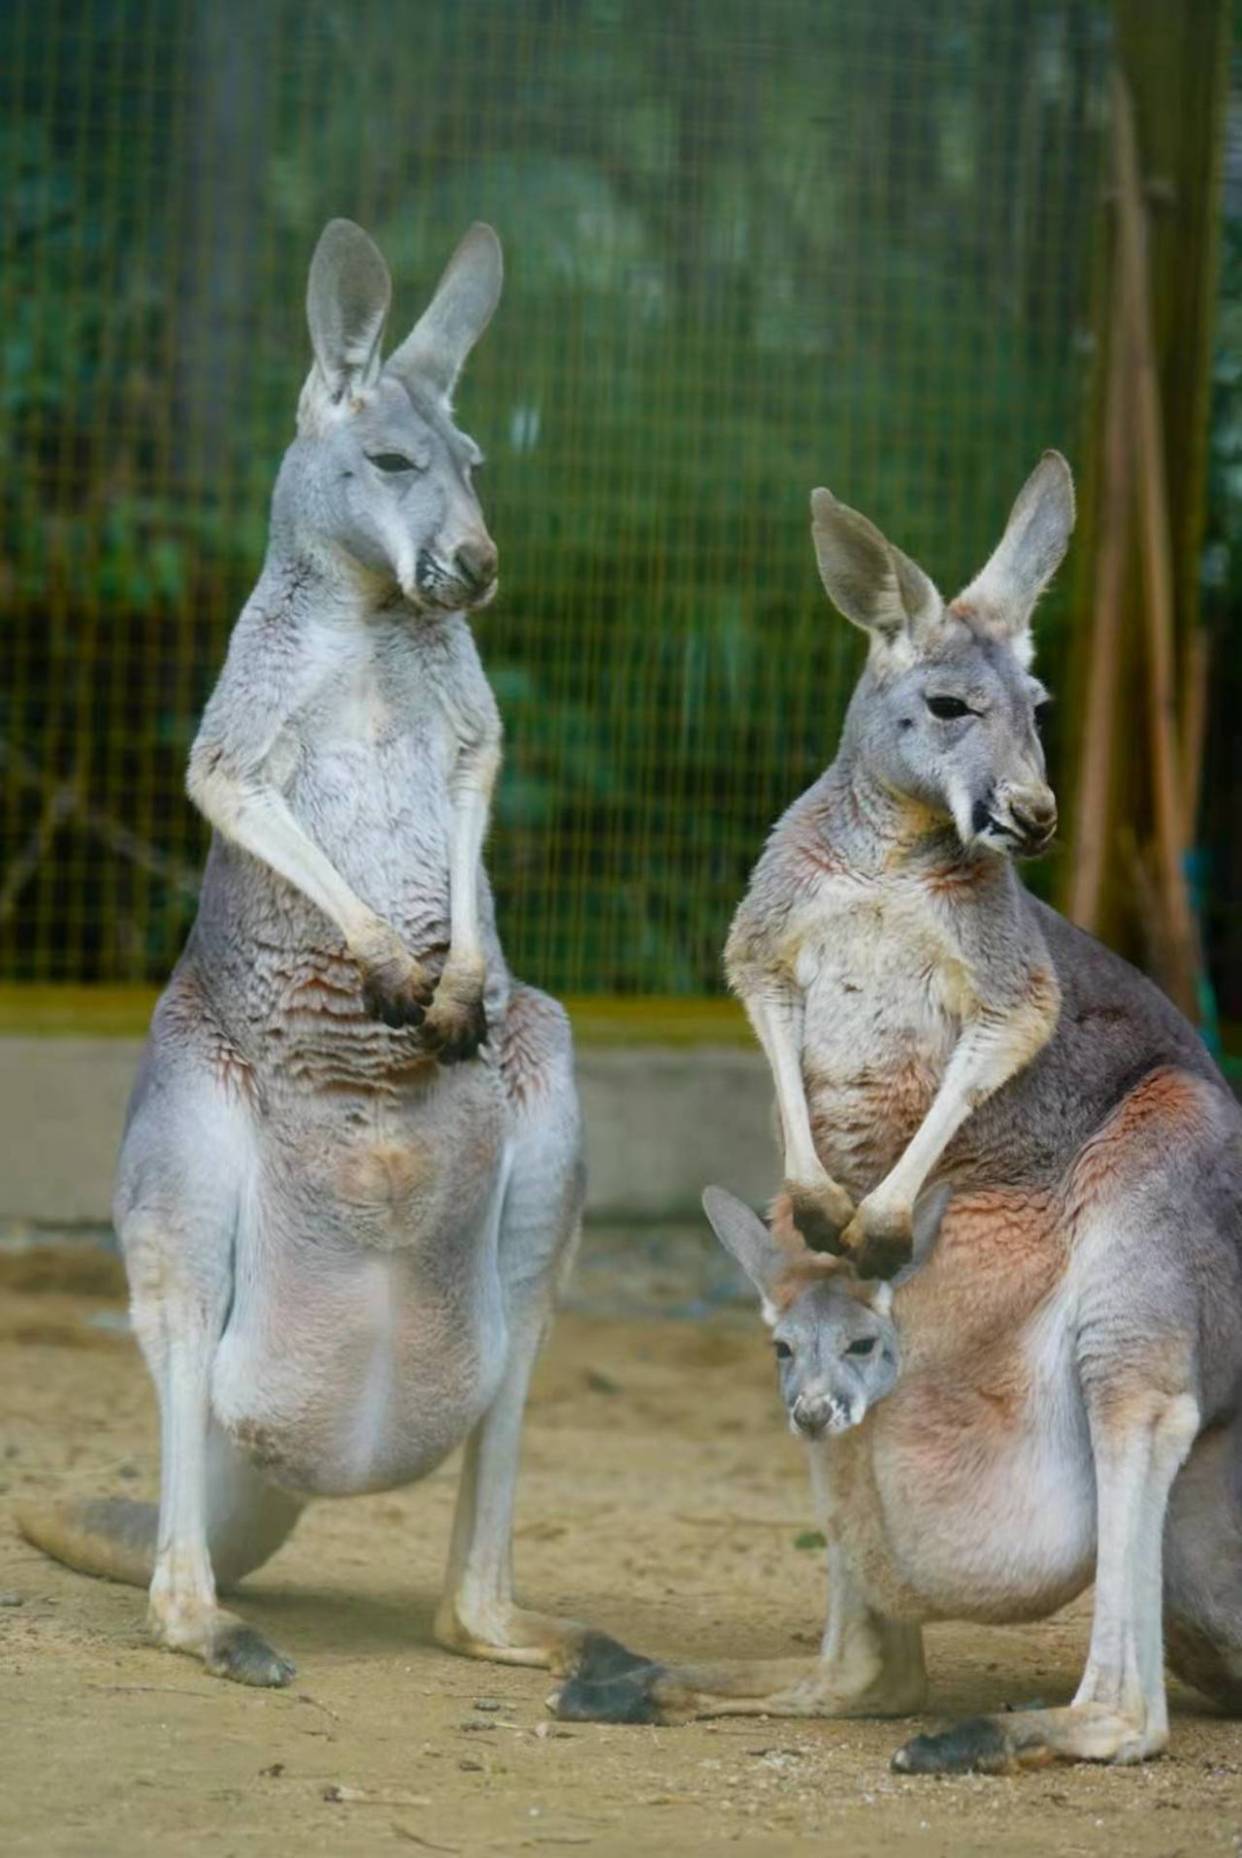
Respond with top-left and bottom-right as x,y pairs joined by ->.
793,872 -> 975,1189
277,617 -> 487,922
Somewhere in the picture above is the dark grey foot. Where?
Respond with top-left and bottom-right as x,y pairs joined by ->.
553,1632 -> 666,1724
206,1621 -> 297,1688
893,1716 -> 1025,1776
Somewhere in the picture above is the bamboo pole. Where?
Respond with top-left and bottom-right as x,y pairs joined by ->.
1111,71 -> 1200,1019
1180,627 -> 1211,846
1067,240 -> 1133,933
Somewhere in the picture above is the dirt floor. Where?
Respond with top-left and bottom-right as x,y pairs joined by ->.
2,1225 -> 1240,1858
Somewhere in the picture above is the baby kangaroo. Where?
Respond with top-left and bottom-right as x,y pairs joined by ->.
555,457 -> 1242,1768
19,219 -> 586,1687
560,1176 -> 1242,1770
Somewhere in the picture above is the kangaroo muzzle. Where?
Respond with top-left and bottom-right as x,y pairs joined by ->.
979,782 -> 1057,856
790,1390 -> 858,1438
415,532 -> 499,610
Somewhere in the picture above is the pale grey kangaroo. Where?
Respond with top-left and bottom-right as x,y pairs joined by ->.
19,220 -> 586,1688
555,456 -> 1242,1770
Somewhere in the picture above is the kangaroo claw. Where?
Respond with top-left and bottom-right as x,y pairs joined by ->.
783,1184 -> 855,1256
358,941 -> 437,1029
422,993 -> 488,1064
420,963 -> 488,1063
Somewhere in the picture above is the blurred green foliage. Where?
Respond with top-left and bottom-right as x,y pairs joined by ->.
1199,17 -> 1242,1021
0,0 -> 1110,990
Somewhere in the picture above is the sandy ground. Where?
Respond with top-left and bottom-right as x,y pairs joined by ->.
2,1226 -> 1241,1858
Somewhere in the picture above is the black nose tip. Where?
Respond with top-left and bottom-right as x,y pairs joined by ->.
454,540 -> 498,591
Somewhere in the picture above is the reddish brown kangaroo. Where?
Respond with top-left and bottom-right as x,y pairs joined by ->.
553,456 -> 1242,1774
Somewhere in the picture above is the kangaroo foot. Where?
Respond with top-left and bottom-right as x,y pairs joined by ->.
551,1632 -> 667,1724
150,1590 -> 295,1689
553,1639 -> 924,1727
203,1616 -> 297,1688
434,1597 -> 586,1673
892,1702 -> 1158,1775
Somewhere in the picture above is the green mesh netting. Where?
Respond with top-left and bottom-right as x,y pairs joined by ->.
0,0 -> 1111,993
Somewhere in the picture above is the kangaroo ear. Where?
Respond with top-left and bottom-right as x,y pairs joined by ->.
305,219 -> 392,409
702,1186 -> 788,1305
955,451 -> 1075,651
386,223 -> 503,402
810,488 -> 942,660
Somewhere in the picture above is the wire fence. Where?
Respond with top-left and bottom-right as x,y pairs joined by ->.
1,0 -> 1113,995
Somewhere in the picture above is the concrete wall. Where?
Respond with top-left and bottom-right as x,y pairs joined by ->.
0,1038 -> 775,1226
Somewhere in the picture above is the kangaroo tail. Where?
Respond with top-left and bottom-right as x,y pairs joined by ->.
16,1497 -> 156,1588
1164,1420 -> 1242,1714
1165,1618 -> 1242,1713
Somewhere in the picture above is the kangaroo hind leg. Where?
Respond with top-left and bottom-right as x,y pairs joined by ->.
434,988 -> 587,1675
111,1043 -> 302,1685
555,1627 -> 925,1727
895,1380 -> 1199,1773
125,1197 -> 303,1686
554,1535 -> 926,1725
897,1344 -> 1199,1770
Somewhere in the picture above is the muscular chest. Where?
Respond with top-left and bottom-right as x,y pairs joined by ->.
279,619 -> 491,876
292,630 -> 453,802
795,880 -> 973,1166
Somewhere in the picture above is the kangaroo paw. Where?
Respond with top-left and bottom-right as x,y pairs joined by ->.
841,1199 -> 914,1280
782,1183 -> 855,1256
421,967 -> 488,1063
422,995 -> 488,1064
852,1232 -> 914,1281
359,948 -> 436,1030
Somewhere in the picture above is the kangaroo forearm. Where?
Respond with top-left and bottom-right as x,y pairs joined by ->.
445,742 -> 499,975
745,989 -> 846,1199
189,766 -> 380,952
869,980 -> 1060,1216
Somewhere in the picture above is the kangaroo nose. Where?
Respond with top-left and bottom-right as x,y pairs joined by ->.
1011,789 -> 1057,843
791,1396 -> 831,1438
454,538 -> 498,592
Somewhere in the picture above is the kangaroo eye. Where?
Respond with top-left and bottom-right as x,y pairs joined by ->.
926,695 -> 973,721
774,1339 -> 793,1361
846,1336 -> 876,1358
367,452 -> 418,474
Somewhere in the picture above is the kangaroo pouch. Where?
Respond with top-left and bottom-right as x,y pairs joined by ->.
283,1062 -> 506,1253
211,1075 -> 509,1497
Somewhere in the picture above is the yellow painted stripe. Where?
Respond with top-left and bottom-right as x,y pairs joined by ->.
0,986 -> 754,1049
